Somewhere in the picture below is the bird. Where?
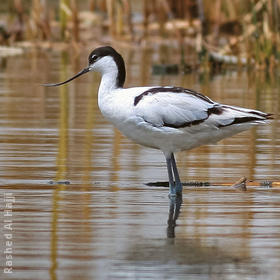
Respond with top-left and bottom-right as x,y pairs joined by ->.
43,46 -> 272,197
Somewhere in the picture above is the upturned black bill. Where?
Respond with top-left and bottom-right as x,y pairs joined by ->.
42,67 -> 90,87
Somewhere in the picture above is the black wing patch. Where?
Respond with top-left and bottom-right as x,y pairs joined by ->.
160,105 -> 271,129
134,86 -> 214,106
163,106 -> 224,128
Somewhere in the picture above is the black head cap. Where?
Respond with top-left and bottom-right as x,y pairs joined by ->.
88,46 -> 126,88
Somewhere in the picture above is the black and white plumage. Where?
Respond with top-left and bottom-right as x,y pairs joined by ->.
43,46 -> 272,196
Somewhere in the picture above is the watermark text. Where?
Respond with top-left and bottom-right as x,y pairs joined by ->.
3,192 -> 15,274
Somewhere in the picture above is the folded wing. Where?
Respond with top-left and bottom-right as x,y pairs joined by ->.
134,86 -> 272,129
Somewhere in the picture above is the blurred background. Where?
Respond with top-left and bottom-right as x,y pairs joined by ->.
1,0 -> 280,71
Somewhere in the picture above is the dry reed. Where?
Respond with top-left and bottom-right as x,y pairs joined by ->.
1,0 -> 279,69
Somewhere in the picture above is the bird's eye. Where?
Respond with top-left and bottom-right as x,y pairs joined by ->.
90,55 -> 98,64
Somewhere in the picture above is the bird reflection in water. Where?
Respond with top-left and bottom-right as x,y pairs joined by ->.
167,196 -> 182,238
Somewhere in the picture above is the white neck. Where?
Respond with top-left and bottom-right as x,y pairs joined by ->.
98,71 -> 119,96
94,56 -> 121,97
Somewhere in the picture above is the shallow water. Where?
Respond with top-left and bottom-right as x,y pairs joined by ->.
0,48 -> 280,280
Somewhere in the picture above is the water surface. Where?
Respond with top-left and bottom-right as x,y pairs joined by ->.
0,48 -> 280,279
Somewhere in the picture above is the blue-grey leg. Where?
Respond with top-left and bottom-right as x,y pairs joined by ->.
171,153 -> 182,195
165,156 -> 176,196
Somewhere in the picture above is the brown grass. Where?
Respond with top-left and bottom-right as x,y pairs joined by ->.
0,0 -> 279,69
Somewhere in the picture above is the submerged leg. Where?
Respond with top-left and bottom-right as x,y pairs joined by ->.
170,153 -> 182,195
167,194 -> 182,238
165,155 -> 175,196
